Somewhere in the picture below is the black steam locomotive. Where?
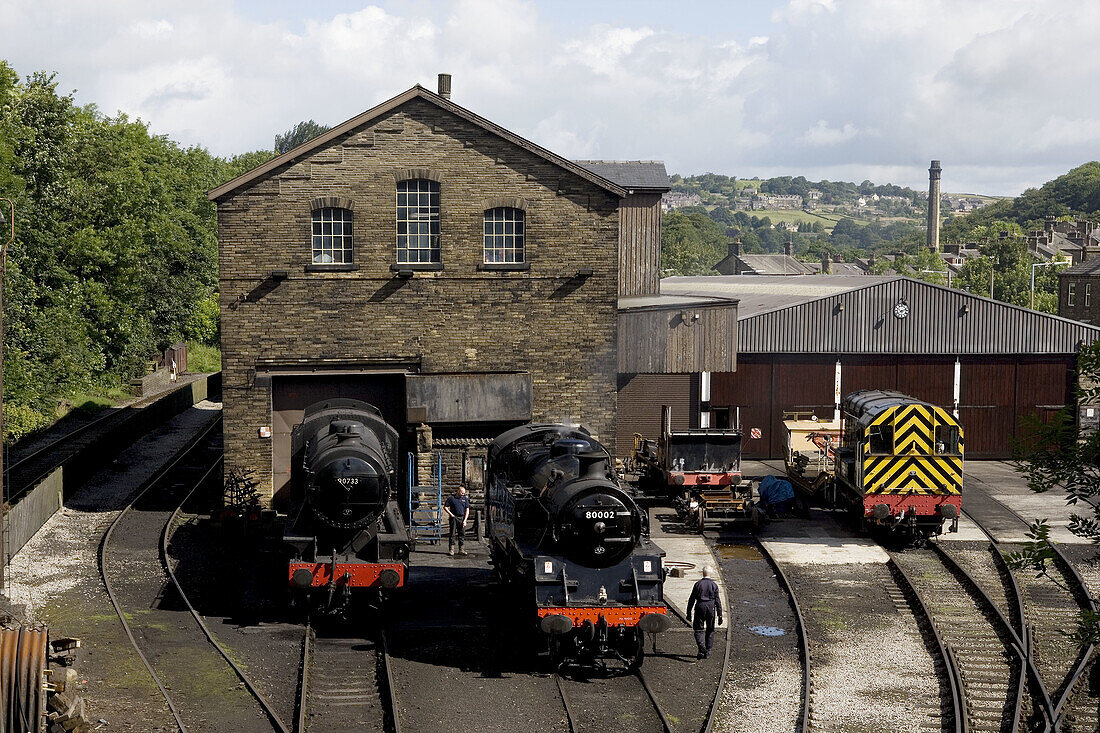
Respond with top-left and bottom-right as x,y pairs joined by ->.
283,399 -> 412,613
485,423 -> 670,669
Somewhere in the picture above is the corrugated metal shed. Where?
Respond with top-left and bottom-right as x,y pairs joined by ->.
661,275 -> 1100,355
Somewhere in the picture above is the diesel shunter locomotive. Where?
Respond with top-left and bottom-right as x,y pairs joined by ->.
486,423 -> 670,669
283,399 -> 412,613
832,390 -> 963,538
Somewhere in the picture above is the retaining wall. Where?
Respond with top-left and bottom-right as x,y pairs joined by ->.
6,372 -> 222,557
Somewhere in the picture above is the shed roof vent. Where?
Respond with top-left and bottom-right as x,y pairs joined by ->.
437,73 -> 452,100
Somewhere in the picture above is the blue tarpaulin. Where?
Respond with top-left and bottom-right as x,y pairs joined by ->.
758,475 -> 795,507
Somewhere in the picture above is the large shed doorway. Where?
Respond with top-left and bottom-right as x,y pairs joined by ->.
712,355 -> 1074,460
271,373 -> 409,504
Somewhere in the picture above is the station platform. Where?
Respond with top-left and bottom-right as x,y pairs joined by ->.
648,508 -> 727,617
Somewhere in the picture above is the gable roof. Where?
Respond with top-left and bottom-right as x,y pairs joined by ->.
573,161 -> 670,192
660,274 -> 1100,354
1061,257 -> 1100,276
740,254 -> 816,276
208,85 -> 628,201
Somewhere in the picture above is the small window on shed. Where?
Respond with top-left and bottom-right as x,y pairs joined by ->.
483,207 -> 525,263
1069,282 -> 1077,306
1087,283 -> 1092,308
311,207 -> 353,264
868,424 -> 894,455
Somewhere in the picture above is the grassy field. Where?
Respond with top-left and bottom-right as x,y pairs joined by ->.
728,207 -> 895,232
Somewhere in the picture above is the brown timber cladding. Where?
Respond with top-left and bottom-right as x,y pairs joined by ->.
618,305 -> 737,373
216,97 -> 621,501
713,354 -> 1074,459
618,193 -> 662,297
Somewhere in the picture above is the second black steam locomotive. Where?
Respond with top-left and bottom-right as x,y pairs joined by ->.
283,399 -> 412,613
486,423 -> 670,669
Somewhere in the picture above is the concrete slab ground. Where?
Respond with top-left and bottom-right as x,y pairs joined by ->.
649,508 -> 726,617
741,459 -> 787,479
965,461 -> 1091,544
757,512 -> 889,565
938,514 -> 989,542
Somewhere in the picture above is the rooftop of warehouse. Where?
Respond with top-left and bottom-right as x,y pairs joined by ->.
661,274 -> 899,319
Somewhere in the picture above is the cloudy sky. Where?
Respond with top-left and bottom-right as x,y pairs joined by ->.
1,0 -> 1096,195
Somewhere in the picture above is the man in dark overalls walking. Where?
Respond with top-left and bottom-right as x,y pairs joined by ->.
686,566 -> 723,660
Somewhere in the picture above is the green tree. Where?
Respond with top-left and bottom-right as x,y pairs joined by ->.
950,222 -> 1065,311
0,61 -> 253,439
274,119 -> 330,154
661,211 -> 728,275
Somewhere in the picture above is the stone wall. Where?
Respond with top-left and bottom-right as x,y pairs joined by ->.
217,97 -> 621,501
1059,275 -> 1100,325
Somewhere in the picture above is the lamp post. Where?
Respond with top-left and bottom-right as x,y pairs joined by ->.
1031,259 -> 1069,310
0,198 -> 12,590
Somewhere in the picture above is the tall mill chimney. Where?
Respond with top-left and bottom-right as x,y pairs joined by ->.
437,73 -> 452,100
927,160 -> 941,252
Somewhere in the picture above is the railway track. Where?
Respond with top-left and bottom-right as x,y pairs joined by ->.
964,505 -> 1099,732
5,380 -> 197,502
766,543 -> 961,732
6,405 -> 125,502
294,621 -> 400,733
888,558 -> 968,733
755,539 -> 811,733
99,416 -> 288,733
554,668 -> 673,733
891,542 -> 1040,732
1003,540 -> 1097,732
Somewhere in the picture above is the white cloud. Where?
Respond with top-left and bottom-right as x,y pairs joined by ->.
799,120 -> 860,147
128,19 -> 173,40
1,0 -> 1098,193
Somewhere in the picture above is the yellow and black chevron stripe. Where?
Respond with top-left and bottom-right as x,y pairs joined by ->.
863,455 -> 962,495
860,403 -> 963,496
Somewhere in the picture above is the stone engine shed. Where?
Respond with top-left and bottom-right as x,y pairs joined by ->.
210,80 -> 727,505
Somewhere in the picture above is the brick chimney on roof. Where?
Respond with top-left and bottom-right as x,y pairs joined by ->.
437,73 -> 452,99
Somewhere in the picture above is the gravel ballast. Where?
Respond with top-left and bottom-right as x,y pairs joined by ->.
4,401 -> 221,732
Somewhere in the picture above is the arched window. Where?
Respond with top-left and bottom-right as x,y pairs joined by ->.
483,207 -> 525,264
396,179 -> 440,264
311,207 -> 353,264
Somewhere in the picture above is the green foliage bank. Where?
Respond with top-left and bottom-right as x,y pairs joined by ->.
0,62 -> 269,439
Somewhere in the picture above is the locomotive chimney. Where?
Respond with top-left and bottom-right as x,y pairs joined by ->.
577,450 -> 608,480
437,73 -> 452,100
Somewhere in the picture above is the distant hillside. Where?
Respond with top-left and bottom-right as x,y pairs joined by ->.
944,162 -> 1100,238
670,173 -> 923,206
